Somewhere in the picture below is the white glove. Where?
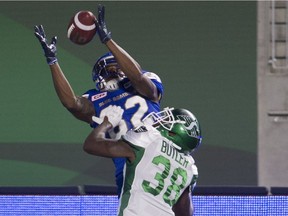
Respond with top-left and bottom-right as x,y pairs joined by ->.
92,105 -> 124,128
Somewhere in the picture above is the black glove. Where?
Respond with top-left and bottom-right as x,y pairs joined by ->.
96,5 -> 112,44
34,25 -> 58,65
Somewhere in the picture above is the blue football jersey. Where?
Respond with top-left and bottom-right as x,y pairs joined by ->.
83,71 -> 163,196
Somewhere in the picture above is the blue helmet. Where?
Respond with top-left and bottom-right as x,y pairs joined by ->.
92,52 -> 126,91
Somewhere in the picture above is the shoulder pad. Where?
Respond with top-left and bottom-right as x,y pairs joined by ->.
143,71 -> 162,83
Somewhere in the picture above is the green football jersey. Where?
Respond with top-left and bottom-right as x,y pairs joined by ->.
118,125 -> 198,216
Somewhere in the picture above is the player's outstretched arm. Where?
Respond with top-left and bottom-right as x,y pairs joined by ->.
95,5 -> 160,102
49,63 -> 95,124
173,187 -> 194,216
34,25 -> 95,124
106,40 -> 159,102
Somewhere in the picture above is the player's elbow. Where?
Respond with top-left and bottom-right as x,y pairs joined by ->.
62,100 -> 78,111
83,144 -> 96,156
83,141 -> 90,154
60,96 -> 83,112
83,136 -> 104,156
83,138 -> 94,155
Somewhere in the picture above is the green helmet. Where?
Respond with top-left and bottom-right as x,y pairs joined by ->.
144,107 -> 202,154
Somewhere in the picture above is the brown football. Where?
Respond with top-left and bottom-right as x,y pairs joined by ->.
67,11 -> 97,45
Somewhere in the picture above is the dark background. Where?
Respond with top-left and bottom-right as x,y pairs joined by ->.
0,1 -> 257,186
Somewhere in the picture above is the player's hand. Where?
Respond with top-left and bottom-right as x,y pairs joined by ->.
95,4 -> 112,44
92,105 -> 124,128
34,25 -> 58,65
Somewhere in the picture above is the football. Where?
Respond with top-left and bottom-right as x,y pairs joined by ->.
67,11 -> 97,45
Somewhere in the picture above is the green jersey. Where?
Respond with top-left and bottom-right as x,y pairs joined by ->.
118,124 -> 198,216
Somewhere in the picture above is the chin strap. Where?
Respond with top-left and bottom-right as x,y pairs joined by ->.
105,79 -> 120,91
96,77 -> 124,91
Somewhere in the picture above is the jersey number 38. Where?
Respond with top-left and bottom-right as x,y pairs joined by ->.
142,155 -> 190,206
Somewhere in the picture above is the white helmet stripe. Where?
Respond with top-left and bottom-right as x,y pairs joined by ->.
74,12 -> 96,31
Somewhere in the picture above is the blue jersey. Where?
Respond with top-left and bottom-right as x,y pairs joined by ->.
83,71 -> 163,195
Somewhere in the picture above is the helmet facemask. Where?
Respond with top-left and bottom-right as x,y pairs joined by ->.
92,53 -> 126,91
143,107 -> 184,130
143,107 -> 202,154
